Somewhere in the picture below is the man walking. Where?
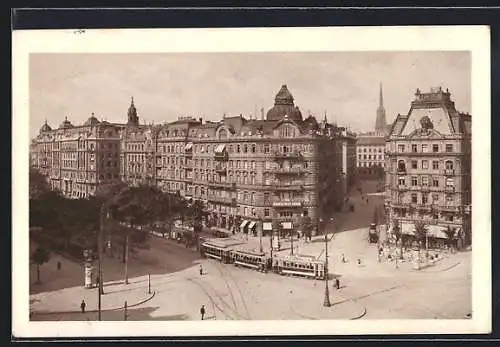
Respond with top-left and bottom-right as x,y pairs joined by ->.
335,278 -> 340,290
199,264 -> 203,276
80,299 -> 86,313
200,305 -> 206,320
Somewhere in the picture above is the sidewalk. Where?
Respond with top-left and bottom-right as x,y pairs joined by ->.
30,274 -> 156,315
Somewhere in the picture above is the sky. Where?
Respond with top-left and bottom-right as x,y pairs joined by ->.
29,52 -> 470,138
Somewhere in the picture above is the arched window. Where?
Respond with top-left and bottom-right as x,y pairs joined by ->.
397,160 -> 406,172
445,160 -> 454,170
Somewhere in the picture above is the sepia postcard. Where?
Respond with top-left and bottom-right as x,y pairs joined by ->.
12,26 -> 491,337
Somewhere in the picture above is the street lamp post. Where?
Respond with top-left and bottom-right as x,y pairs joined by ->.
97,204 -> 106,321
148,273 -> 151,294
321,218 -> 331,307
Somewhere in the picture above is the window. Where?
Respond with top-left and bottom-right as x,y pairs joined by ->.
244,145 -> 248,153
237,145 -> 241,153
411,160 -> 418,169
445,178 -> 454,187
432,144 -> 439,153
398,177 -> 406,186
397,160 -> 406,172
422,176 -> 429,186
422,194 -> 428,204
411,176 -> 418,186
364,155 -> 367,160
432,194 -> 439,203
264,209 -> 270,217
398,144 -> 405,153
264,144 -> 269,153
445,144 -> 453,153
252,144 -> 256,153
412,144 -> 418,153
432,178 -> 439,187
422,160 -> 429,169
445,194 -> 454,204
445,160 -> 454,170
411,193 -> 418,203
358,155 -> 362,160
422,144 -> 428,153
446,214 -> 454,222
432,161 -> 439,170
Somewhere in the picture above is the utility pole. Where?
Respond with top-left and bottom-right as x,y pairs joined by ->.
148,273 -> 151,294
98,204 -> 106,321
323,221 -> 331,307
290,229 -> 294,256
259,229 -> 263,253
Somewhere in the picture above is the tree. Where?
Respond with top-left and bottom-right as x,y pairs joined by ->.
31,247 -> 50,284
392,219 -> 403,259
300,215 -> 313,241
413,219 -> 428,268
29,167 -> 51,200
444,226 -> 456,252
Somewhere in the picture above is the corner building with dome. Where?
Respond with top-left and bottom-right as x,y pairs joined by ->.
31,85 -> 357,238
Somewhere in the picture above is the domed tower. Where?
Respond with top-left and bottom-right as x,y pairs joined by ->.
39,120 -> 52,134
127,96 -> 139,126
84,112 -> 100,126
266,84 -> 303,122
59,116 -> 74,129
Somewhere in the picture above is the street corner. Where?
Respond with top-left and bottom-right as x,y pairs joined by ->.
30,280 -> 156,316
288,294 -> 366,320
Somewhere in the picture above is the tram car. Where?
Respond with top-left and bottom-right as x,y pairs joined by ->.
274,254 -> 326,280
230,246 -> 272,272
200,238 -> 245,263
368,223 -> 379,244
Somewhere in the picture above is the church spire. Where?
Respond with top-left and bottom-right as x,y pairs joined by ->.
127,96 -> 139,126
379,83 -> 384,108
375,83 -> 387,134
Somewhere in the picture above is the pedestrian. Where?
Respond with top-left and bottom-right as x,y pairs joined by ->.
80,299 -> 86,313
357,258 -> 361,265
200,305 -> 206,320
57,261 -> 61,271
96,275 -> 100,288
199,264 -> 203,276
335,278 -> 340,290
366,198 -> 369,204
341,253 -> 346,263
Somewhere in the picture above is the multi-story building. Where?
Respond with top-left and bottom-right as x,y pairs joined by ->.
31,84 -> 357,237
356,84 -> 390,179
385,87 -> 472,247
31,114 -> 123,199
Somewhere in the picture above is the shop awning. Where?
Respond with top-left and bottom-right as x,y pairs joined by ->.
184,142 -> 193,150
397,223 -> 449,239
248,221 -> 256,230
240,220 -> 249,229
214,144 -> 226,153
281,221 -> 293,230
263,222 -> 273,231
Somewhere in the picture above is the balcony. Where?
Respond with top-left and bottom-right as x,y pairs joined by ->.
272,201 -> 303,208
445,186 -> 455,193
214,152 -> 229,161
271,167 -> 305,175
207,195 -> 237,206
215,165 -> 227,175
444,169 -> 455,176
207,180 -> 237,190
274,151 -> 303,160
272,183 -> 304,191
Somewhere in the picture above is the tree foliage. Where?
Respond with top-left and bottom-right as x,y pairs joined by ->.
31,247 -> 50,283
413,219 -> 428,247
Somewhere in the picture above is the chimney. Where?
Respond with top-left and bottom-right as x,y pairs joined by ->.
260,107 -> 264,120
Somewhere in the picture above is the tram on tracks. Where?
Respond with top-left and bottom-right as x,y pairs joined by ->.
200,237 -> 326,279
230,246 -> 271,272
274,254 -> 326,280
200,238 -> 245,263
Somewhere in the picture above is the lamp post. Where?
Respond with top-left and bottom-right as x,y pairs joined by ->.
321,218 -> 331,307
97,204 -> 106,321
148,273 -> 151,294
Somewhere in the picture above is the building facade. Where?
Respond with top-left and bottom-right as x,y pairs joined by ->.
32,114 -> 123,199
31,85 -> 357,237
356,84 -> 390,179
385,87 -> 472,247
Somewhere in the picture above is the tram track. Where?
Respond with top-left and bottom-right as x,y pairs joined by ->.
213,261 -> 252,320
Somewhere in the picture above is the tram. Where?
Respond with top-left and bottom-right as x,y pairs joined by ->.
230,246 -> 271,272
274,254 -> 326,280
200,238 -> 245,263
